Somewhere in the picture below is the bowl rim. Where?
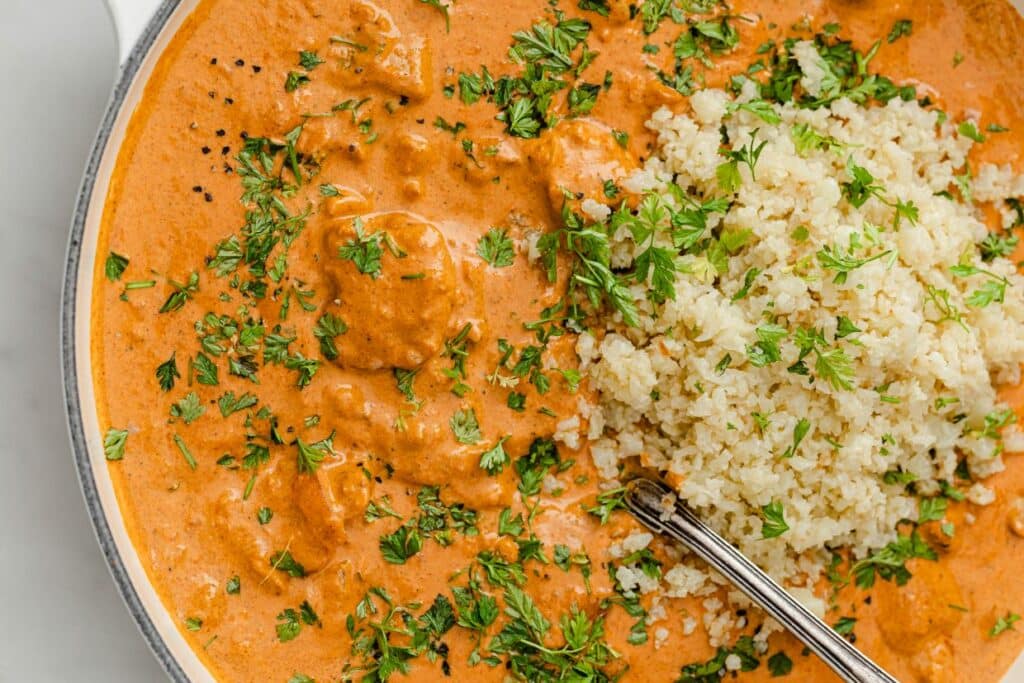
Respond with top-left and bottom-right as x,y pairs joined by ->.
61,1 -> 188,681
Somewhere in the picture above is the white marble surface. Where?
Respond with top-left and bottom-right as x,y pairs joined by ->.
0,2 -> 166,680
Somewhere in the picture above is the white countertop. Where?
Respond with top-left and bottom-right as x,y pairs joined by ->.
0,2 -> 166,680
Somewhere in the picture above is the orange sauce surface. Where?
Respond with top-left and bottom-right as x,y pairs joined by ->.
93,0 -> 1024,680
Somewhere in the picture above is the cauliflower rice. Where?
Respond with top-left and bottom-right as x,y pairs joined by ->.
573,88 -> 1024,625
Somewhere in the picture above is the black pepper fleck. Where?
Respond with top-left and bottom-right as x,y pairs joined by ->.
204,192 -> 213,202
192,186 -> 202,193
240,131 -> 249,139
215,129 -> 226,137
208,91 -> 216,99
210,57 -> 218,65
224,97 -> 234,105
235,59 -> 245,67
252,65 -> 262,73
201,146 -> 211,154
399,95 -> 410,106
221,146 -> 230,155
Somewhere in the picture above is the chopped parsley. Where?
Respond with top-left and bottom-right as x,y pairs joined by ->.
156,353 -> 180,392
338,220 -> 385,278
760,501 -> 790,538
284,71 -> 310,92
767,651 -> 793,676
173,434 -> 197,470
479,437 -> 510,475
851,529 -> 936,588
159,272 -> 199,314
958,120 -> 986,143
887,19 -> 912,43
990,612 -> 1021,637
781,418 -> 812,459
269,550 -> 306,579
170,392 -> 205,425
103,428 -> 128,461
298,50 -> 324,70
678,636 -> 760,681
951,263 -> 1010,308
257,507 -> 274,525
442,323 -> 473,396
833,616 -> 857,637
295,434 -> 333,474
105,251 -> 129,281
450,408 -> 482,444
218,391 -> 258,417
313,313 -> 348,360
476,228 -> 515,267
417,0 -> 451,31
754,32 -> 917,109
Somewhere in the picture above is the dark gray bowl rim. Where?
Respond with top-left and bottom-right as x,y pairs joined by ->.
61,1 -> 188,681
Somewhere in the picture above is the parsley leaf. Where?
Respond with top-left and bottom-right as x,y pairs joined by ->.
257,507 -> 273,525
298,50 -> 324,70
990,612 -> 1021,637
284,71 -> 310,92
314,313 -> 348,360
170,392 -> 205,425
958,120 -> 986,143
480,437 -> 510,475
760,501 -> 789,538
218,391 -> 258,417
833,616 -> 857,636
887,19 -> 912,43
918,497 -> 948,523
450,408 -> 482,444
295,435 -> 333,474
851,530 -> 936,588
417,0 -> 451,32
498,508 -> 526,536
781,419 -> 811,459
277,608 -> 302,642
477,228 -> 516,267
767,651 -> 793,676
583,487 -> 627,524
156,353 -> 180,392
173,434 -> 197,470
105,251 -> 129,281
103,428 -> 128,461
815,346 -> 855,391
270,550 -> 306,578
338,220 -> 385,278
379,524 -> 424,564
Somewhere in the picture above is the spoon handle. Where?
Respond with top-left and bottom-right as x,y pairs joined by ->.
624,478 -> 898,683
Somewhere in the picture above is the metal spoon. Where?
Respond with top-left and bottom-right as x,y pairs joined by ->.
624,477 -> 898,683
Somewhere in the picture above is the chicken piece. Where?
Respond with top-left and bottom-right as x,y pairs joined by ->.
321,212 -> 457,370
293,457 -> 374,543
874,559 -> 964,682
532,119 -> 636,212
328,0 -> 432,101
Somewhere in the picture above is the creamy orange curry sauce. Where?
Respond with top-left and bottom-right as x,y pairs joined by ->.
94,0 -> 1024,680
